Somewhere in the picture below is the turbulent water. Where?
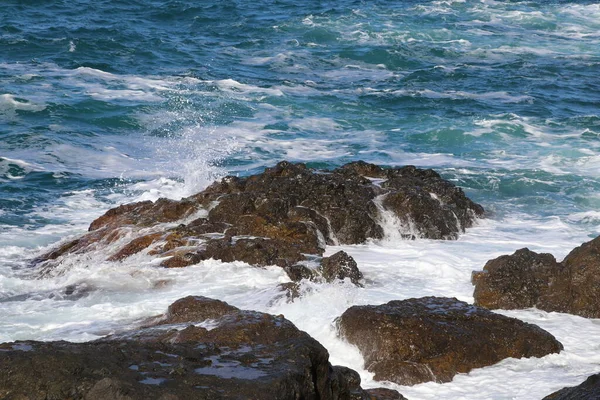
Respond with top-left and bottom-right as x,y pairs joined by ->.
2,0 -> 600,398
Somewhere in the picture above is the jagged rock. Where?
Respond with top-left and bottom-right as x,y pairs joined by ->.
472,236 -> 600,318
0,296 -> 398,400
319,251 -> 363,285
337,297 -> 562,386
35,161 -> 483,285
543,373 -> 600,400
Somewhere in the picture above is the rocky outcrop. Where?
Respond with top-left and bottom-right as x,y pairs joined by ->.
35,161 -> 483,285
543,373 -> 600,400
319,251 -> 363,285
472,236 -> 600,318
0,296 -> 402,400
337,297 -> 562,386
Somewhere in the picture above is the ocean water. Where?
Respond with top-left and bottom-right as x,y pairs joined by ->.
1,0 -> 600,398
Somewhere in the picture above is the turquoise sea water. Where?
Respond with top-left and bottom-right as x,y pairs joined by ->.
2,1 -> 600,398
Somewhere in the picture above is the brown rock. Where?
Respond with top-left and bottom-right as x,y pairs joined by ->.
89,198 -> 198,232
472,248 -> 567,311
337,297 -> 562,386
108,233 -> 163,261
35,162 -> 484,286
365,388 -> 408,400
473,236 -> 600,318
159,296 -> 238,324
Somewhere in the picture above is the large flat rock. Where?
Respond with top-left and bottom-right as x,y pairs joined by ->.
337,297 -> 563,386
0,296 -> 402,400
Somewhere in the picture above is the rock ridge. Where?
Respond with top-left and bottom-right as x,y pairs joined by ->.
35,161 -> 484,288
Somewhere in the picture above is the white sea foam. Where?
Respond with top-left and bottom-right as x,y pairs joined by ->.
368,88 -> 533,104
0,94 -> 46,115
214,79 -> 284,97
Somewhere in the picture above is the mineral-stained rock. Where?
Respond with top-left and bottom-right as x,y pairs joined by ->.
35,161 -> 483,285
337,297 -> 562,386
472,236 -> 600,318
543,373 -> 600,400
0,296 -> 395,400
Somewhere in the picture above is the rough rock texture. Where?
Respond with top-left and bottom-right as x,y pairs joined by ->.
319,251 -> 363,285
543,373 -> 600,400
472,236 -> 600,318
365,388 -> 408,400
0,296 -> 399,400
337,297 -> 563,386
35,161 -> 483,284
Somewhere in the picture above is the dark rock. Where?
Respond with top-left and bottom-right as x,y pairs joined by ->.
319,251 -> 363,285
0,296 -> 392,400
335,161 -> 388,179
543,373 -> 600,400
277,282 -> 303,301
337,297 -> 562,386
473,236 -> 600,318
472,248 -> 567,311
159,296 -> 238,324
35,162 -> 483,284
160,251 -> 204,269
202,237 -> 305,268
283,264 -> 317,282
365,388 -> 408,400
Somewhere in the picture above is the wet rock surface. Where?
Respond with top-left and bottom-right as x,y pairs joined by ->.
543,373 -> 600,400
35,161 -> 483,282
473,236 -> 600,318
337,297 -> 562,386
0,296 -> 394,400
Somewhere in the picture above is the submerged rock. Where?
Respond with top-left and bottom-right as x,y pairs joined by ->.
0,296 -> 395,400
337,297 -> 562,386
543,373 -> 600,400
472,236 -> 600,318
35,161 -> 483,284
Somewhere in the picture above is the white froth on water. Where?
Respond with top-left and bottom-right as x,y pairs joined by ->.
0,93 -> 46,117
1,204 -> 597,399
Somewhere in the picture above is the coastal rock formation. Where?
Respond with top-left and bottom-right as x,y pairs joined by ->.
0,296 -> 401,400
472,236 -> 600,318
35,161 -> 483,284
337,297 -> 562,386
543,373 -> 600,400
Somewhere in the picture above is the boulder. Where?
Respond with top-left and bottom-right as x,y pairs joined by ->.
472,236 -> 600,318
337,297 -> 562,386
35,161 -> 483,285
543,373 -> 600,400
319,251 -> 363,285
0,296 -> 396,400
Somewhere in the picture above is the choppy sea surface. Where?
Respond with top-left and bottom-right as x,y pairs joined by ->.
2,0 -> 600,398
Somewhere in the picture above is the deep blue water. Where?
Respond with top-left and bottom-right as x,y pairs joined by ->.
2,1 -> 599,235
